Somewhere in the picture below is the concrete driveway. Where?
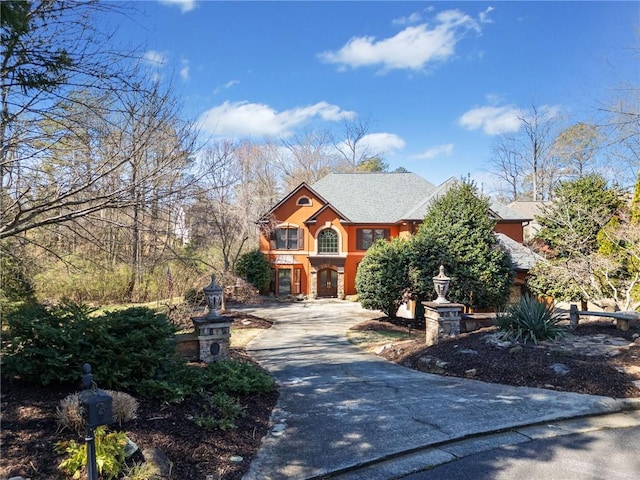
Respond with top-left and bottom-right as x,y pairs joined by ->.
238,300 -> 637,480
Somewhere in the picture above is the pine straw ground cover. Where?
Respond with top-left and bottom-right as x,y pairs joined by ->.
0,312 -> 277,480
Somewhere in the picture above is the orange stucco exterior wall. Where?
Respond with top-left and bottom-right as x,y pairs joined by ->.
494,222 -> 524,243
260,186 -> 527,298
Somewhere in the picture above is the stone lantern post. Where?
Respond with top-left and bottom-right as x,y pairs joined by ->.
192,274 -> 232,363
422,265 -> 463,346
432,265 -> 451,304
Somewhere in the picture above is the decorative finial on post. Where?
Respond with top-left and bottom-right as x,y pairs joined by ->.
432,265 -> 451,304
81,363 -> 94,390
203,274 -> 223,320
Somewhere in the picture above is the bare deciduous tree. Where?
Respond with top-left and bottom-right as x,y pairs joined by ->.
332,116 -> 381,171
192,140 -> 280,274
277,130 -> 337,191
552,122 -> 602,179
488,104 -> 561,202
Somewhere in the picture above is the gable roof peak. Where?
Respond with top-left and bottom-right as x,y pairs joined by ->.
310,172 -> 438,223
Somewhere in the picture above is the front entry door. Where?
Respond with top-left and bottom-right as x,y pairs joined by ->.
317,268 -> 338,297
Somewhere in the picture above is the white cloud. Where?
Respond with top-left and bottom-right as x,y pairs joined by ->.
392,12 -> 423,26
360,133 -> 406,154
180,59 -> 190,81
143,50 -> 167,66
213,80 -> 239,95
479,6 -> 495,24
158,0 -> 196,13
458,105 -> 523,135
198,101 -> 356,138
318,9 -> 482,73
413,143 -> 454,160
459,102 -> 563,135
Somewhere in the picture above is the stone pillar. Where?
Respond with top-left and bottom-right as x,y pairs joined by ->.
191,274 -> 232,363
425,316 -> 439,346
423,301 -> 464,346
569,304 -> 580,330
309,269 -> 317,300
337,267 -> 345,300
192,317 -> 232,363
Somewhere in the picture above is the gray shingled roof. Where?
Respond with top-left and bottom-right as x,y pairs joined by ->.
310,173 -> 529,223
310,173 -> 437,223
495,233 -> 543,270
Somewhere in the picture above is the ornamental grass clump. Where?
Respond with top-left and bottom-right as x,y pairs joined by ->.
56,390 -> 139,434
495,295 -> 564,344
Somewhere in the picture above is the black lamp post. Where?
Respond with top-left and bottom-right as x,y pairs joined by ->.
79,363 -> 113,480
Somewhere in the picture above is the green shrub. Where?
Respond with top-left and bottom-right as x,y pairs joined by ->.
192,392 -> 247,431
200,359 -> 276,395
495,295 -> 564,344
137,359 -> 276,403
55,426 -> 128,480
121,461 -> 160,480
1,301 -> 177,392
235,249 -> 270,292
356,237 -> 411,318
2,300 -> 275,407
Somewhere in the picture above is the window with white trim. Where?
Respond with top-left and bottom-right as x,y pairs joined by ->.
270,227 -> 304,250
318,229 -> 338,254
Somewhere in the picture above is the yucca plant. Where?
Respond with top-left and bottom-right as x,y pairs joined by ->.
495,295 -> 564,344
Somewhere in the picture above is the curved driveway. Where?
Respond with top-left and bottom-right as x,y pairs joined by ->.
239,300 -> 634,480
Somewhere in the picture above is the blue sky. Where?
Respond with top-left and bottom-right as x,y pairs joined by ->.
115,1 -> 639,186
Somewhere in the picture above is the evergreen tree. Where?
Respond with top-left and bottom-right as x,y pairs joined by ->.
535,174 -> 622,258
632,171 -> 640,225
416,180 -> 513,310
235,249 -> 270,293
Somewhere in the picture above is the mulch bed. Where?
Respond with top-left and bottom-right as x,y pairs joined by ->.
367,318 -> 640,399
0,314 -> 277,480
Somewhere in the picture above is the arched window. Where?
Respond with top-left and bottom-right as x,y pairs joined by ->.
318,229 -> 338,254
297,196 -> 312,206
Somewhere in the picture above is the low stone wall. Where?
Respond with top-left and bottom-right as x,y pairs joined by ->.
461,313 -> 496,333
174,332 -> 199,361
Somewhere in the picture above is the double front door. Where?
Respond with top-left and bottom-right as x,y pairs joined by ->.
317,268 -> 338,297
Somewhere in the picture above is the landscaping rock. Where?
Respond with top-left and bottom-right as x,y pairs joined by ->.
458,349 -> 478,356
271,423 -> 286,436
465,368 -> 477,377
550,363 -> 571,376
416,355 -> 448,374
124,437 -> 139,457
484,334 -> 512,348
509,345 -> 523,355
143,447 -> 172,479
375,343 -> 392,355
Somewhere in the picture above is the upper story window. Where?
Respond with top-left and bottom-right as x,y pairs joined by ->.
317,229 -> 338,254
357,228 -> 390,250
296,196 -> 312,206
270,227 -> 303,250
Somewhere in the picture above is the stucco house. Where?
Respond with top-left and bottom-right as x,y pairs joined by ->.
258,172 -> 537,300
